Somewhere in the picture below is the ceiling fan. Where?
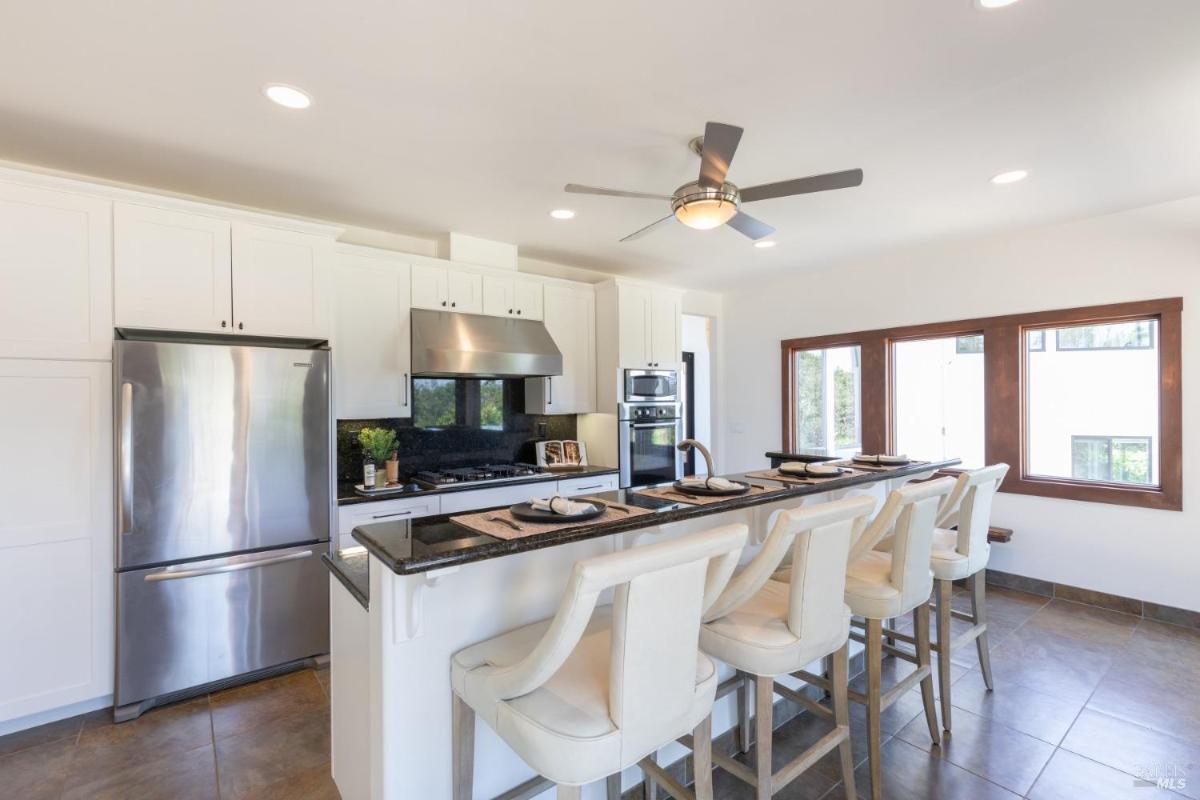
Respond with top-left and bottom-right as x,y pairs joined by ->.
564,121 -> 863,242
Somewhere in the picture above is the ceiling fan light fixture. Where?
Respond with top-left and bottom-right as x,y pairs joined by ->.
674,199 -> 737,230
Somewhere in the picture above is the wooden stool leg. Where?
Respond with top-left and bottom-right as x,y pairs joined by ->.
755,675 -> 775,800
935,578 -> 954,732
452,692 -> 475,800
737,671 -> 753,754
644,758 -> 658,800
693,714 -> 714,800
882,616 -> 897,658
556,785 -> 582,800
865,617 -> 883,800
831,643 -> 858,800
606,773 -> 622,800
914,603 -> 941,747
971,571 -> 994,690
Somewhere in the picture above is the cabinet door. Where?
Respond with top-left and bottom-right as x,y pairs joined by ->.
527,285 -> 595,414
334,253 -> 411,419
411,264 -> 448,310
650,291 -> 682,367
337,495 -> 440,549
114,203 -> 233,334
447,270 -> 483,314
513,278 -> 544,321
0,360 -> 112,721
481,275 -> 513,317
231,223 -> 332,338
0,183 -> 112,360
617,284 -> 652,368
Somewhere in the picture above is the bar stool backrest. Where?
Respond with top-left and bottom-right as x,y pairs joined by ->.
947,464 -> 1010,574
877,478 -> 957,611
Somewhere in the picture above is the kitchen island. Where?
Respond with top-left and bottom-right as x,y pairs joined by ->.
326,458 -> 958,800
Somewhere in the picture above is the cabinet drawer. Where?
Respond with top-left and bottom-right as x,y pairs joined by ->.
439,483 -> 555,515
557,474 -> 618,497
338,496 -> 441,547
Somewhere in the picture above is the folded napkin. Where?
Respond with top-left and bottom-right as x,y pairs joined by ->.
679,476 -> 743,491
531,496 -> 597,516
779,461 -> 841,476
853,453 -> 910,465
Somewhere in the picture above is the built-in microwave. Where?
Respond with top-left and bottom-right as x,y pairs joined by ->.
623,369 -> 678,402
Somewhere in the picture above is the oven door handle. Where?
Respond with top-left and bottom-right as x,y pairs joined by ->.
631,422 -> 678,429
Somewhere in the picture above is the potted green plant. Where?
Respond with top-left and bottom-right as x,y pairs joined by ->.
357,427 -> 398,489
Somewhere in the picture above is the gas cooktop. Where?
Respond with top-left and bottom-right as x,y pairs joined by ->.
413,463 -> 547,489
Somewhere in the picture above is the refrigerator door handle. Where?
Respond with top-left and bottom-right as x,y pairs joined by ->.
118,381 -> 133,536
143,548 -> 313,582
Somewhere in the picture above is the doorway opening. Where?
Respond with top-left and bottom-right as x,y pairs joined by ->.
681,314 -> 714,476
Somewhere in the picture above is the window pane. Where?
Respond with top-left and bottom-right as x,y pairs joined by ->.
892,336 -> 985,467
1027,329 -> 1045,351
413,378 -> 457,428
793,346 -> 860,456
480,379 -> 504,430
1028,320 -> 1159,485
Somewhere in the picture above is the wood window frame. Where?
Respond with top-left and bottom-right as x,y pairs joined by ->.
781,298 -> 1182,510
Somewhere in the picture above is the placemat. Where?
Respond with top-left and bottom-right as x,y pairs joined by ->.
449,500 -> 652,541
635,483 -> 785,505
745,468 -> 868,485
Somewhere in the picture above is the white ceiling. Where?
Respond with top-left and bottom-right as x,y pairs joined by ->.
2,1 -> 1199,289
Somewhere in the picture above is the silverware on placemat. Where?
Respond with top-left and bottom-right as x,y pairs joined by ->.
487,516 -> 522,531
578,497 -> 631,513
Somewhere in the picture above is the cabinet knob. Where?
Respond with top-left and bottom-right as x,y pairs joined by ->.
451,302 -> 457,308
441,301 -> 447,307
508,309 -> 513,314
238,322 -> 244,330
221,320 -> 227,328
517,309 -> 521,315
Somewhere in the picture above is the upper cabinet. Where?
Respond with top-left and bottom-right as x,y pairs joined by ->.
115,204 -> 232,333
411,263 -> 482,313
0,182 -> 112,360
482,275 -> 544,320
334,248 -> 412,420
525,283 -> 595,415
613,282 -> 682,369
114,204 -> 333,340
231,223 -> 332,339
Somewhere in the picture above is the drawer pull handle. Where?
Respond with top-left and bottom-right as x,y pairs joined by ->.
372,510 -> 414,520
575,484 -> 604,491
145,549 -> 311,582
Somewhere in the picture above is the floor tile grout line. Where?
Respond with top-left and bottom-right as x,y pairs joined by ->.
208,692 -> 223,800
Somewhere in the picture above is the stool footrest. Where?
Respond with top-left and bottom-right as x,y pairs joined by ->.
639,755 -> 695,800
950,608 -> 976,623
712,750 -> 757,788
773,682 -> 834,719
492,775 -> 554,800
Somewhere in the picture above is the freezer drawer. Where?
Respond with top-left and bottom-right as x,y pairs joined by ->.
116,543 -> 329,707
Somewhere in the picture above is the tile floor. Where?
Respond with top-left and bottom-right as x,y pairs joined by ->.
0,586 -> 1195,799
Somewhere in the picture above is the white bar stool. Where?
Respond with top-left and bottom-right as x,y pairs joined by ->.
700,496 -> 877,800
450,523 -> 748,800
776,477 -> 957,800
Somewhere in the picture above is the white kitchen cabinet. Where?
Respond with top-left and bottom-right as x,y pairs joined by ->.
231,223 -> 332,339
337,495 -> 441,550
411,263 -> 482,314
525,283 -> 595,414
334,249 -> 412,419
439,483 -> 553,515
613,283 -> 681,370
114,203 -> 233,334
0,182 -> 112,360
557,473 -> 619,497
0,360 -> 112,723
447,269 -> 482,314
482,275 -> 544,320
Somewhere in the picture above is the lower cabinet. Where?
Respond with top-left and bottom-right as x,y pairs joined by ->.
0,359 -> 113,724
439,483 -> 552,515
337,496 -> 441,550
556,473 -> 619,497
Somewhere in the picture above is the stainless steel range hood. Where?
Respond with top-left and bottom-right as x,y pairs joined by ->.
410,309 -> 562,378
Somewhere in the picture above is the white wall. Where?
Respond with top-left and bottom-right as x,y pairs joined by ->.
721,195 -> 1200,611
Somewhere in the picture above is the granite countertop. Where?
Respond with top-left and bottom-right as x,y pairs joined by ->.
352,458 -> 960,578
322,549 -> 369,609
336,464 -> 619,507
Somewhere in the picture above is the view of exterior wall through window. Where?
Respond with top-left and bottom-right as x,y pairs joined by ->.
793,345 -> 861,456
892,335 -> 985,468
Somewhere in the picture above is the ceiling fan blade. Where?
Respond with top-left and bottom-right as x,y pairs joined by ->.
697,122 -> 744,189
725,211 -> 776,241
739,168 -> 864,203
620,215 -> 676,242
564,183 -> 672,201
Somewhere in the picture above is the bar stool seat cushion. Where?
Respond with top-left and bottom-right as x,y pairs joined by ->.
701,580 -> 852,677
452,605 -> 717,785
930,527 -> 985,581
844,550 -> 932,620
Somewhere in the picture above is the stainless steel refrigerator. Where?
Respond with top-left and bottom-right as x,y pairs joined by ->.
113,338 -> 331,721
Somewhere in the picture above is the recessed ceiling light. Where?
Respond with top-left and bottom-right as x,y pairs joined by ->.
263,84 -> 312,109
976,0 -> 1020,8
753,240 -> 776,249
549,209 -> 576,220
990,169 -> 1028,185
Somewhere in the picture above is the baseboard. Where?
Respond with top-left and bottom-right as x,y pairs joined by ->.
621,649 -> 867,799
985,568 -> 1200,631
0,693 -> 112,738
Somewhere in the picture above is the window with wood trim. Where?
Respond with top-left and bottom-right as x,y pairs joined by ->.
780,298 -> 1182,510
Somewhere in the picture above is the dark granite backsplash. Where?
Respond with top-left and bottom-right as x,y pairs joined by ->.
336,380 -> 577,482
